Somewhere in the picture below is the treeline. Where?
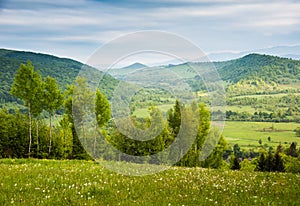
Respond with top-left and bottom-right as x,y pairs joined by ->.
0,61 -> 229,169
1,60 -> 300,173
230,142 -> 300,173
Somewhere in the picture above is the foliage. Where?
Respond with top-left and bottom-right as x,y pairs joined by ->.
95,89 -> 111,128
0,48 -> 118,105
64,80 -> 92,160
43,76 -> 63,155
10,61 -> 43,156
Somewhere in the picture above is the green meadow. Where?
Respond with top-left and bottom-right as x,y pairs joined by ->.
1,159 -> 299,205
223,121 -> 300,149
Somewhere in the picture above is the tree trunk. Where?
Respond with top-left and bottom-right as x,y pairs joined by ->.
49,114 -> 52,155
28,102 -> 32,157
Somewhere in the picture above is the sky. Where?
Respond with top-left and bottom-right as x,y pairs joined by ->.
1,0 -> 300,65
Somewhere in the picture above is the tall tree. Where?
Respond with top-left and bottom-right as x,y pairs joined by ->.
10,61 -> 43,157
95,89 -> 111,128
64,77 -> 92,160
286,142 -> 298,157
94,88 -> 111,156
43,76 -> 63,155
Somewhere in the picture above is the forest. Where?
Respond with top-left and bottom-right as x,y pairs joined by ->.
1,53 -> 300,174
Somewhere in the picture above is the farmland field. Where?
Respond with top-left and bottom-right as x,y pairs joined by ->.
1,159 -> 300,205
223,121 -> 300,149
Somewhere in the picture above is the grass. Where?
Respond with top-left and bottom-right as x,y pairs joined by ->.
223,121 -> 300,149
1,159 -> 300,205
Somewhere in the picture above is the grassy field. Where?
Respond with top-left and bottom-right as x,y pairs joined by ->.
223,121 -> 300,149
1,159 -> 300,205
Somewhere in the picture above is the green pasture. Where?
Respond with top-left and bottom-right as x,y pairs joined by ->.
0,159 -> 299,205
223,121 -> 300,149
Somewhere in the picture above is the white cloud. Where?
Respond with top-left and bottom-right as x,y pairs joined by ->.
1,0 -> 300,62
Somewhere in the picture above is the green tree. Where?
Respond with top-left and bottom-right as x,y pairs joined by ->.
256,152 -> 266,171
10,61 -> 43,156
286,142 -> 298,157
200,131 -> 228,169
273,151 -> 285,172
195,103 -> 211,166
94,89 -> 111,156
233,144 -> 241,158
64,81 -> 91,160
43,76 -> 63,155
167,100 -> 181,136
230,155 -> 241,170
95,89 -> 111,127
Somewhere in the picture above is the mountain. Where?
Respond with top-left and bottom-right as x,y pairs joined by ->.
107,62 -> 149,80
122,62 -> 148,70
107,53 -> 300,95
208,45 -> 300,61
217,53 -> 300,84
0,48 -> 118,104
2,48 -> 300,107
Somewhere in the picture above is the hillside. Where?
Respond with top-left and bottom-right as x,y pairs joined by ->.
1,49 -> 300,121
108,53 -> 300,94
0,48 -> 118,104
217,54 -> 300,84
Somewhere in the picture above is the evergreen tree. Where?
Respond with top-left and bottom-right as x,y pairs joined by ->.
256,153 -> 266,171
273,151 -> 285,172
231,155 -> 241,170
233,144 -> 241,158
10,61 -> 43,157
286,142 -> 298,157
265,151 -> 275,172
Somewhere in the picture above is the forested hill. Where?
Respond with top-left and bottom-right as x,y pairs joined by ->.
216,53 -> 300,84
1,49 -> 300,105
0,48 -> 118,104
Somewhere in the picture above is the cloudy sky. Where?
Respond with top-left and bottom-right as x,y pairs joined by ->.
1,0 -> 300,64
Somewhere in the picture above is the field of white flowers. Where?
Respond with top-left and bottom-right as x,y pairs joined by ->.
0,159 -> 299,205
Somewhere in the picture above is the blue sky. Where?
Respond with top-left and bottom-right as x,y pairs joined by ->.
1,0 -> 300,63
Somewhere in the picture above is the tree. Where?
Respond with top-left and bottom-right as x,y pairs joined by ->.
64,77 -> 92,160
10,61 -> 43,157
286,142 -> 298,157
195,103 -> 211,166
167,100 -> 181,136
233,144 -> 241,158
200,131 -> 228,169
273,151 -> 285,172
231,155 -> 241,170
43,76 -> 63,155
256,152 -> 266,171
95,89 -> 111,128
94,89 -> 111,156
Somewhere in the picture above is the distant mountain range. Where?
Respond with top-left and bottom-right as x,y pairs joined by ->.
208,45 -> 300,61
1,48 -> 299,106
